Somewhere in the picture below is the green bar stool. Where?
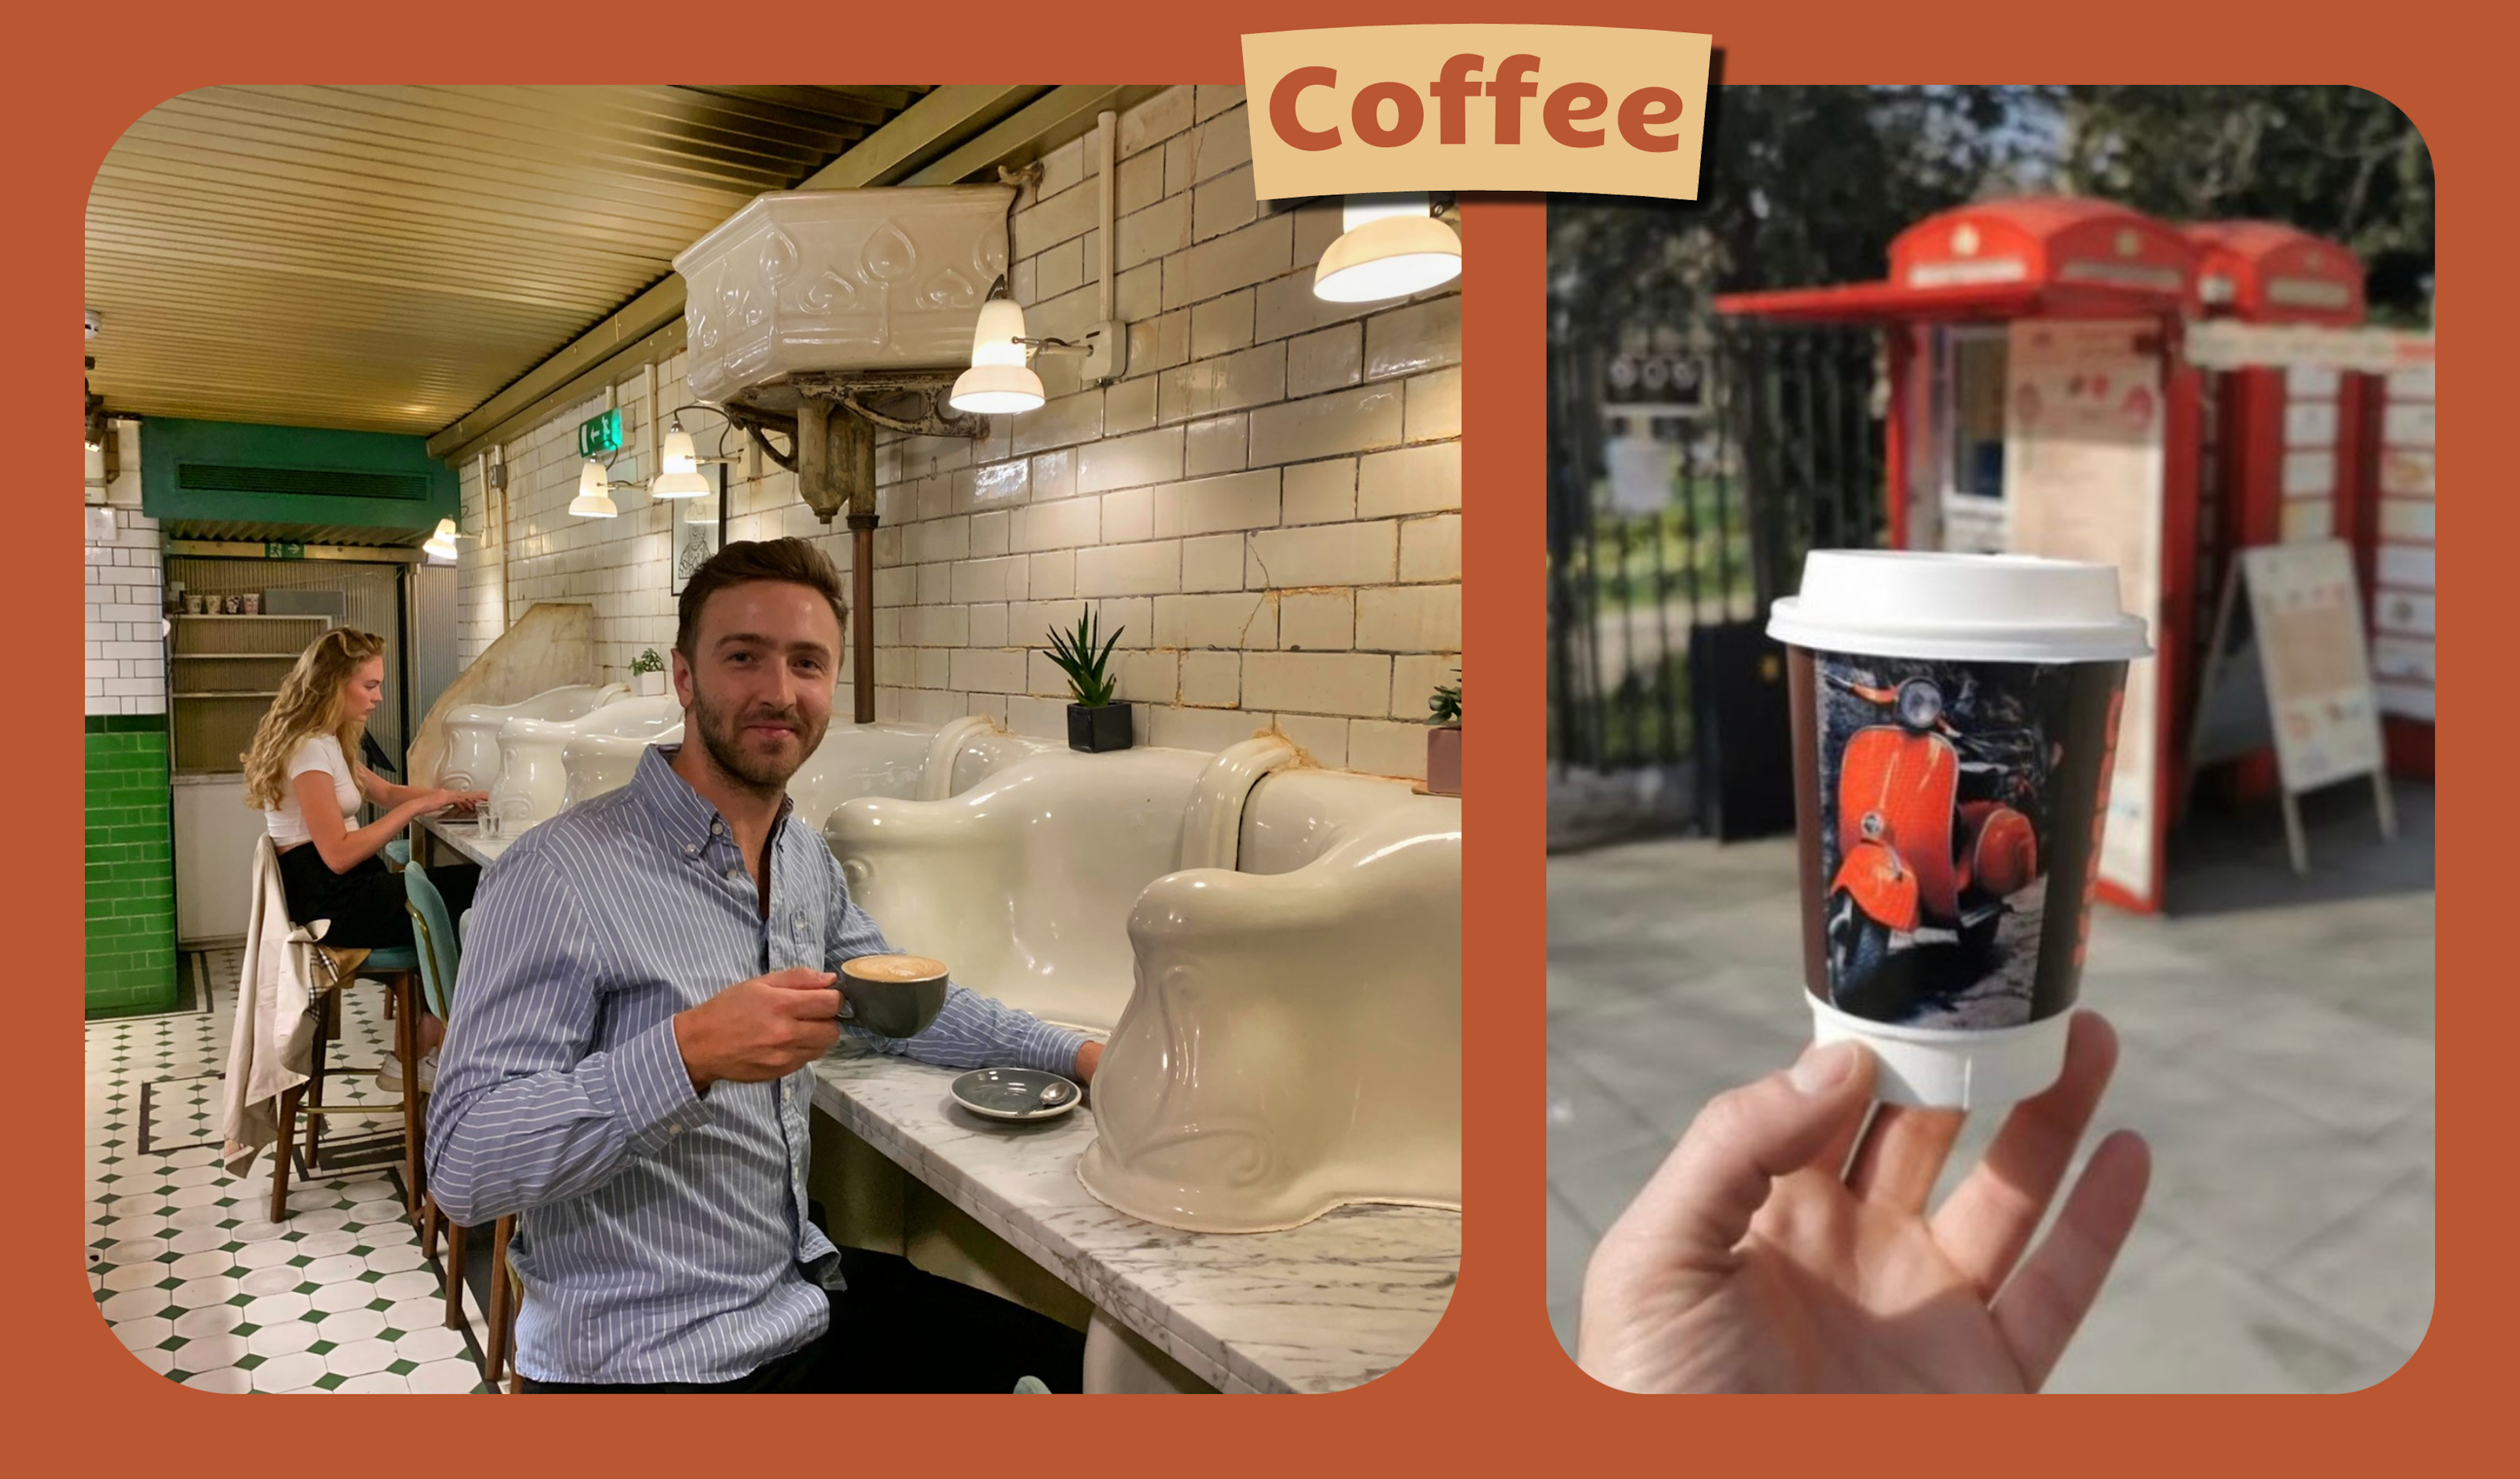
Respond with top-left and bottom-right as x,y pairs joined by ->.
406,862 -> 522,1391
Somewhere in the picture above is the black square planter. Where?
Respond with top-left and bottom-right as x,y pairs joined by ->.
1068,702 -> 1134,753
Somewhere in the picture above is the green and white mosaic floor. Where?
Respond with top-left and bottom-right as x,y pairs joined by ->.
85,951 -> 494,1394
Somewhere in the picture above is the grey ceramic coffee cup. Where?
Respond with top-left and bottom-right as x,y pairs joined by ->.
839,955 -> 949,1038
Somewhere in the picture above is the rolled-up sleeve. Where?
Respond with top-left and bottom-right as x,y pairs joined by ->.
425,841 -> 702,1224
821,849 -> 1087,1076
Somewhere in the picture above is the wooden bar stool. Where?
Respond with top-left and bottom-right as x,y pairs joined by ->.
267,943 -> 424,1225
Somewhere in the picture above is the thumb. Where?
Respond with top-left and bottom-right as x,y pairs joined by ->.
1606,1040 -> 1876,1268
764,968 -> 839,991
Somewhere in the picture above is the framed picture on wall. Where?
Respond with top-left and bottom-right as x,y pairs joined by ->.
671,465 -> 726,594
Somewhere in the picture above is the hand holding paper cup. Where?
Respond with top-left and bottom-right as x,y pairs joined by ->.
1767,551 -> 2149,1109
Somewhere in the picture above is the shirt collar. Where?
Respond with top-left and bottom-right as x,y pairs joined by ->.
631,742 -> 795,850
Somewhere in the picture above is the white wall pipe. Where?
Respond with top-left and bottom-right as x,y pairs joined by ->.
1097,109 -> 1117,323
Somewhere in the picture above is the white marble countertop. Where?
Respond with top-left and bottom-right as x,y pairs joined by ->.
417,814 -> 514,870
808,1049 -> 1460,1395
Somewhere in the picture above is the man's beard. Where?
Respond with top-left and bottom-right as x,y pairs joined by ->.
689,681 -> 828,796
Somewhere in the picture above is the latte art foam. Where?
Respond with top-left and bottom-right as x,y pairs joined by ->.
841,954 -> 947,984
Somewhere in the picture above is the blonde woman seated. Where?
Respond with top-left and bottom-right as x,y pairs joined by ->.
242,627 -> 487,1089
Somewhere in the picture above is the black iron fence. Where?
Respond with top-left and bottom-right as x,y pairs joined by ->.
1547,320 -> 1887,841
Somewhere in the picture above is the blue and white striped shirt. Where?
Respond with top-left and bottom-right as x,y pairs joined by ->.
425,743 -> 1085,1385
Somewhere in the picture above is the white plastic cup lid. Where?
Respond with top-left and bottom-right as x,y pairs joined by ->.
1767,550 -> 2151,663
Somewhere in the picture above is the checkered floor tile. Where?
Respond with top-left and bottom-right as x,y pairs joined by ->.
85,951 -> 494,1394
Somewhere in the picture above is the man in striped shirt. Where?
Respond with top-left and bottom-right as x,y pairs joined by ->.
427,537 -> 1099,1392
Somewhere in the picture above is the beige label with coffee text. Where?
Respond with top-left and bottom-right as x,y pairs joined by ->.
1242,25 -> 1713,200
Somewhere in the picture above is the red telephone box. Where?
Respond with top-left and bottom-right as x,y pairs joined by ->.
1720,196 -> 2210,913
2183,222 -> 2433,780
2183,222 -> 2371,800
2360,365 -> 2437,780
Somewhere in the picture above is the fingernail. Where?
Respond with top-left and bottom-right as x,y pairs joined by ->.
1789,1041 -> 1859,1094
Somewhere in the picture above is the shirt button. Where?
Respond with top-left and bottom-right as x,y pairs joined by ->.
684,843 -> 698,856
712,820 -> 724,834
668,1123 -> 681,1135
726,867 -> 744,881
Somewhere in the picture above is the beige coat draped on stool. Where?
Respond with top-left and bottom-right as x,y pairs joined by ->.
219,837 -> 362,1178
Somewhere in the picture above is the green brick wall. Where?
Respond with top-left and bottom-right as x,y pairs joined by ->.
87,715 -> 178,1016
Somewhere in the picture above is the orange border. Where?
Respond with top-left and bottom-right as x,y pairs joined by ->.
16,0 -> 2485,1463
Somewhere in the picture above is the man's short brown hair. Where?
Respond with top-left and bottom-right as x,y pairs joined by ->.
675,537 -> 850,659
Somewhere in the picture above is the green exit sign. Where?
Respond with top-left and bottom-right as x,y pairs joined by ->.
578,408 -> 624,457
264,541 -> 306,560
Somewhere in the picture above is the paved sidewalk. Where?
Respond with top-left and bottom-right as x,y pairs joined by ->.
1547,781 -> 2434,1393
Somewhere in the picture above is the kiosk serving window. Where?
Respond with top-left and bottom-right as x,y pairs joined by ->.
1934,326 -> 2011,552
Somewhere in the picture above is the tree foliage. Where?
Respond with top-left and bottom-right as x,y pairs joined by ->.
2057,86 -> 2433,322
1551,87 -> 2053,344
1551,85 -> 2437,343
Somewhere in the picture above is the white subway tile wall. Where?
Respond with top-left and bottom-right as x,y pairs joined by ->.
84,427 -> 165,717
453,87 -> 1461,779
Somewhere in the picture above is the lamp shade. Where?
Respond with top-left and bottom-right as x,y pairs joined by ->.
1314,194 -> 1462,303
650,469 -> 710,499
661,424 -> 699,475
423,517 -> 459,561
950,297 -> 1045,414
570,459 -> 619,518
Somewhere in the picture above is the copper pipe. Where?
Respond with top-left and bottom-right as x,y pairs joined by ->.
849,514 -> 877,724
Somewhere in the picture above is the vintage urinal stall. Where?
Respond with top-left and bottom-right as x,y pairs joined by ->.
555,714 -> 1057,831
825,739 -> 1465,1233
440,684 -> 625,794
829,746 -> 1214,1030
784,718 -> 1050,829
1081,768 -> 1463,1233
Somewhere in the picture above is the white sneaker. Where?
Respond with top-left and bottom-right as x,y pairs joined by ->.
375,1051 -> 436,1094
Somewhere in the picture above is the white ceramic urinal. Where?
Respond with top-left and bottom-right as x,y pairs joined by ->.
946,727 -> 1058,794
825,747 -> 1211,1032
556,694 -> 688,808
494,690 -> 663,825
1078,771 -> 1463,1233
919,716 -> 1001,801
1177,736 -> 1299,869
563,722 -> 685,806
440,684 -> 626,793
784,722 -> 944,832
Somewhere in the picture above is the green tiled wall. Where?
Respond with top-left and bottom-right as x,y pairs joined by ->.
87,715 -> 177,1015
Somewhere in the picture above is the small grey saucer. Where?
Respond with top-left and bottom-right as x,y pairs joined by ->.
951,1068 -> 1082,1122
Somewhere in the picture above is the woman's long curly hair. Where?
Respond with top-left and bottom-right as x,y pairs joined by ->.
241,627 -> 387,810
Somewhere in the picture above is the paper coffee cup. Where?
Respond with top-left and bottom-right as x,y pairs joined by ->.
1768,551 -> 2149,1109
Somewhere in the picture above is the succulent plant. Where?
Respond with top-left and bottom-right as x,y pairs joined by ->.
1045,610 -> 1125,707
1427,675 -> 1462,726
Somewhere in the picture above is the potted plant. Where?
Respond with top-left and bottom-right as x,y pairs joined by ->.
1045,610 -> 1131,753
1425,674 -> 1461,796
632,647 -> 668,698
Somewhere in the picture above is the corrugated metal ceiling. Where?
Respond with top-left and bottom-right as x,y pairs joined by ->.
163,520 -> 430,549
86,85 -> 937,438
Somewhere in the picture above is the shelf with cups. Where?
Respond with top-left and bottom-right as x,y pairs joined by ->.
165,612 -> 327,772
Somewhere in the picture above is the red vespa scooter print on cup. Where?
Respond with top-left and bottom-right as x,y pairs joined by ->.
1824,671 -> 2042,1007
1770,552 -> 2147,1109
